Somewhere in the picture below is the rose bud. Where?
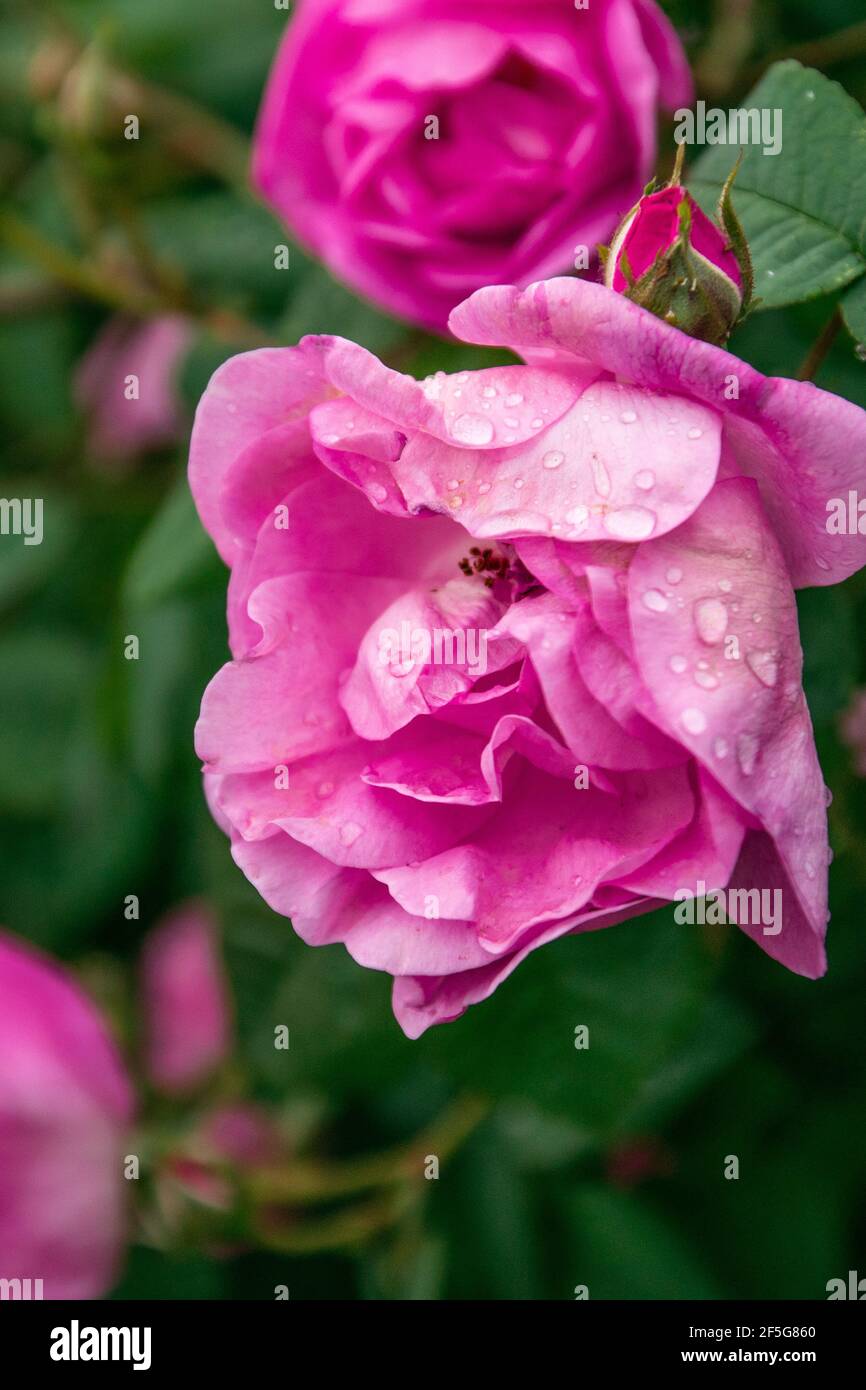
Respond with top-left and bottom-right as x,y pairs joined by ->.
139,903 -> 231,1095
604,157 -> 753,346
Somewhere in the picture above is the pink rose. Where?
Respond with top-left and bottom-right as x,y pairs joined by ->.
252,0 -> 692,332
140,902 -> 231,1094
74,314 -> 192,464
0,931 -> 133,1298
190,277 -> 866,1038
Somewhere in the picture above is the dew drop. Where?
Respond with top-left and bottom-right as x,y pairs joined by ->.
590,456 -> 611,496
531,417 -> 544,429
718,579 -> 733,593
452,413 -> 494,446
482,385 -> 497,399
681,707 -> 707,735
669,655 -> 688,675
505,392 -> 523,407
666,567 -> 683,585
687,427 -> 704,440
713,736 -> 729,759
694,597 -> 728,645
370,483 -> 388,502
694,669 -> 720,690
746,649 -> 779,688
620,409 -> 638,424
478,481 -> 492,495
542,450 -> 565,470
642,588 -> 669,613
736,733 -> 759,775
602,506 -> 656,540
633,469 -> 656,491
565,504 -> 589,529
316,781 -> 334,798
513,477 -> 525,489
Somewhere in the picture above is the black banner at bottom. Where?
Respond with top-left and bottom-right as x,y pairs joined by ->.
0,1299 -> 862,1373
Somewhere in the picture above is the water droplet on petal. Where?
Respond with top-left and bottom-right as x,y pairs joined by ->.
694,597 -> 728,645
713,737 -> 729,759
633,469 -> 656,490
340,821 -> 363,847
824,785 -> 834,808
736,733 -> 759,775
317,781 -> 334,798
542,450 -> 564,470
642,588 -> 669,613
531,417 -> 544,429
746,649 -> 778,688
482,385 -> 497,399
452,413 -> 494,446
718,579 -> 733,593
694,669 -> 720,690
603,506 -> 656,540
478,481 -> 492,494
666,567 -> 683,585
687,427 -> 703,440
669,655 -> 688,674
505,392 -> 523,407
681,707 -> 707,735
514,477 -> 525,489
565,504 -> 589,530
370,483 -> 388,502
620,410 -> 638,424
590,456 -> 611,496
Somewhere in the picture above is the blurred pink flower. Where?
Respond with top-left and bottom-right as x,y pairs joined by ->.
0,931 -> 133,1299
140,903 -> 231,1094
74,314 -> 192,464
253,0 -> 692,332
189,278 -> 866,1036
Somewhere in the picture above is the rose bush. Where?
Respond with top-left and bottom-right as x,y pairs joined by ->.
252,0 -> 692,331
190,275 -> 866,1037
0,932 -> 133,1298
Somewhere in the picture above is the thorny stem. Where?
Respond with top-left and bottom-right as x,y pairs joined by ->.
797,306 -> 844,382
695,0 -> 756,102
750,20 -> 866,85
0,210 -> 277,347
245,1094 -> 490,1206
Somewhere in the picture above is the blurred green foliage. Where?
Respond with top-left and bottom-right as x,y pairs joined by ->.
1,0 -> 865,1300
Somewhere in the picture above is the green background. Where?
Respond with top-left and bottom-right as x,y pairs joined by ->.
1,0 -> 865,1300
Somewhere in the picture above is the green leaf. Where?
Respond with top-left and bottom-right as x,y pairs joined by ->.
689,62 -> 866,310
0,489 -> 78,613
841,275 -> 866,345
0,630 -> 91,816
422,910 -> 731,1136
122,472 -> 223,609
278,260 -> 399,357
564,1186 -> 724,1299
